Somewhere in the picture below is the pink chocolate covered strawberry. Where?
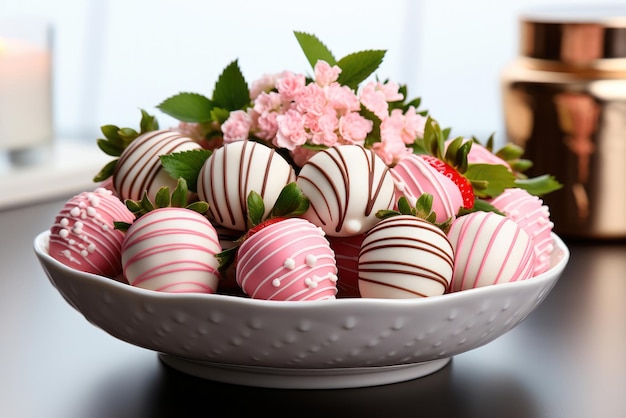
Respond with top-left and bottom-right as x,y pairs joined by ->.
221,183 -> 338,301
48,187 -> 135,279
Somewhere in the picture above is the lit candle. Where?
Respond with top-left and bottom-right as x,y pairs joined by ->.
0,36 -> 53,151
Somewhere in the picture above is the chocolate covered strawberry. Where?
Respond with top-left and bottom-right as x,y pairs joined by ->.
116,178 -> 221,293
359,194 -> 454,299
93,110 -> 208,203
219,183 -> 338,301
421,154 -> 474,209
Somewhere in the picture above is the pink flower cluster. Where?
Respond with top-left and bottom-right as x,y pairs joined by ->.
221,60 -> 428,167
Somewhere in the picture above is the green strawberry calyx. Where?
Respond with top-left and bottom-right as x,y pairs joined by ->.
93,109 -> 160,183
114,177 -> 208,232
377,194 -> 452,233
216,182 -> 310,271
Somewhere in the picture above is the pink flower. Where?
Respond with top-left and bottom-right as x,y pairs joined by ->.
295,83 -> 327,116
222,110 -> 252,143
290,146 -> 318,167
253,91 -> 282,114
314,60 -> 342,87
372,135 -> 410,166
338,112 -> 372,144
275,71 -> 306,102
380,107 -> 426,146
310,111 -> 339,146
176,122 -> 205,143
402,107 -> 427,143
255,111 -> 280,141
275,109 -> 308,150
378,80 -> 404,102
360,81 -> 405,120
250,73 -> 280,100
326,84 -> 361,115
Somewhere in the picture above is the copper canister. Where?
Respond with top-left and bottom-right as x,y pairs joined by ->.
502,7 -> 626,239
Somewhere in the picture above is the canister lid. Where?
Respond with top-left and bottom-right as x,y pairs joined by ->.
520,5 -> 626,64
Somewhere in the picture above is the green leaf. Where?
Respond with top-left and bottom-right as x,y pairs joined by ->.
100,125 -> 123,145
336,49 -> 386,90
139,108 -> 159,133
397,196 -> 413,215
415,193 -> 434,219
96,138 -> 123,157
421,116 -> 444,158
160,149 -> 212,193
186,201 -> 209,214
93,159 -> 118,183
113,221 -> 131,232
140,191 -> 155,213
294,31 -> 337,68
509,159 -> 533,173
210,107 -> 232,124
458,198 -> 505,217
171,178 -> 188,208
270,182 -> 310,218
360,107 -> 382,148
465,163 -> 517,198
441,127 -> 452,140
118,127 -> 138,142
496,142 -> 525,161
125,199 -> 142,214
155,186 -> 171,209
216,246 -> 238,271
376,209 -> 401,220
157,92 -> 215,123
212,60 -> 250,111
247,191 -> 265,227
514,175 -> 563,196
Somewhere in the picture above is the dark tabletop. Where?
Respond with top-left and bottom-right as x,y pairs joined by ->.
2,196 -> 625,418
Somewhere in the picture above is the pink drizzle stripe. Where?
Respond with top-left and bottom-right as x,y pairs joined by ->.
237,219 -> 337,300
392,156 -> 458,219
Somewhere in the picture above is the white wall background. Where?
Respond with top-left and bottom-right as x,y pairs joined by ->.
3,0 -> 625,144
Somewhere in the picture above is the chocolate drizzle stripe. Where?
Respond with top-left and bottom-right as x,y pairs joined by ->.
332,148 -> 350,233
138,134 -> 189,200
357,276 -> 429,298
115,130 -> 163,199
296,177 -> 329,227
142,133 -> 191,197
365,221 -> 454,266
359,259 -> 450,287
360,240 -> 454,270
238,141 -> 253,226
362,147 -> 391,216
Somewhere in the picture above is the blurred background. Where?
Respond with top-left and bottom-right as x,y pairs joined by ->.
5,0 -> 624,140
1,0 -> 625,208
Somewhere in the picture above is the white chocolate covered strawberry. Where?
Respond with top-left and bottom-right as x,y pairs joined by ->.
94,110 -> 203,203
489,188 -> 554,276
118,180 -> 221,293
358,195 -> 454,298
197,140 -> 296,232
296,144 -> 395,237
447,211 -> 536,292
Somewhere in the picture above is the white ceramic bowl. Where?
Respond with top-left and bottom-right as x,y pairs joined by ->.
34,231 -> 569,389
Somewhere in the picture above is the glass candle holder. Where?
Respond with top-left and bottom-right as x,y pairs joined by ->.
0,18 -> 54,158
